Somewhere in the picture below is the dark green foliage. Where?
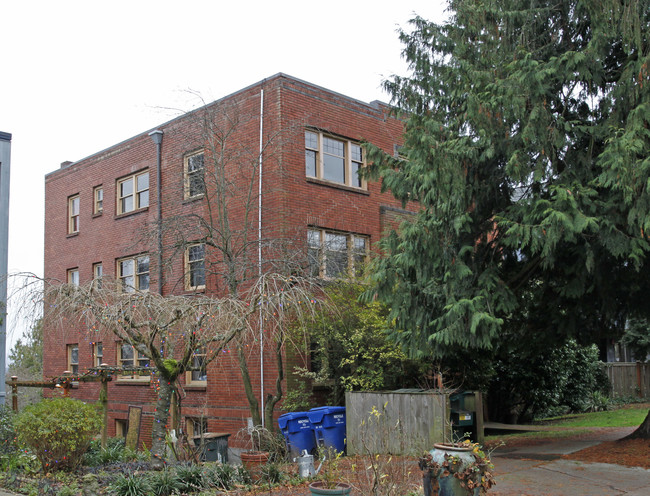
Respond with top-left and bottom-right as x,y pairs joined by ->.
148,467 -> 182,496
364,1 -> 650,358
0,405 -> 17,456
83,437 -> 147,467
174,463 -> 205,492
108,471 -> 153,496
488,339 -> 609,422
204,462 -> 238,490
15,398 -> 102,472
621,318 -> 650,361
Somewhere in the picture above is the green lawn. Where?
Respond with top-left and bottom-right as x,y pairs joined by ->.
543,403 -> 649,428
484,402 -> 649,444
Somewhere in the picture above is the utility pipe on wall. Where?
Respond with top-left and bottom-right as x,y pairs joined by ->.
258,89 -> 265,426
149,130 -> 164,295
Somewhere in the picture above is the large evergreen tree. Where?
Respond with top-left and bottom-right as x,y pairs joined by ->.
365,1 -> 650,431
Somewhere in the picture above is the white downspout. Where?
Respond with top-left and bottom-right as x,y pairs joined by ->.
258,89 -> 265,426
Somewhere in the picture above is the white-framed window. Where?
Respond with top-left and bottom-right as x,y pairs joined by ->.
93,263 -> 103,289
307,229 -> 368,278
185,347 -> 207,386
305,130 -> 365,188
184,150 -> 205,199
67,344 -> 79,375
67,268 -> 80,286
93,342 -> 104,367
185,243 -> 206,290
68,194 -> 80,234
93,186 -> 104,214
117,171 -> 149,214
117,342 -> 150,381
117,255 -> 150,292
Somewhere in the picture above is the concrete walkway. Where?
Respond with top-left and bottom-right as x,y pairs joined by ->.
490,427 -> 650,495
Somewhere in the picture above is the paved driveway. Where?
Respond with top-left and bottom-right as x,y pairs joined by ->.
490,427 -> 650,495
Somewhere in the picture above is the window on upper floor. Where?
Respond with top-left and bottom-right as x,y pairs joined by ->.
185,346 -> 207,386
118,342 -> 150,381
93,186 -> 104,214
117,255 -> 149,292
185,243 -> 206,291
68,194 -> 80,234
67,344 -> 79,375
184,150 -> 205,199
67,268 -> 80,286
93,342 -> 104,367
117,171 -> 149,215
305,130 -> 365,189
307,228 -> 368,278
93,263 -> 103,289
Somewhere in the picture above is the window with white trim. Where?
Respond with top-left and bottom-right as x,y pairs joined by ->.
93,186 -> 104,214
185,243 -> 206,290
184,150 -> 205,199
68,195 -> 80,234
117,255 -> 149,292
305,130 -> 365,188
93,263 -> 103,289
117,171 -> 149,214
118,342 -> 150,381
67,344 -> 79,375
185,346 -> 207,386
93,342 -> 104,367
307,229 -> 369,278
67,268 -> 80,286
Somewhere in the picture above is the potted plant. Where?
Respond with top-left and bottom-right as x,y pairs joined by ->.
309,447 -> 351,495
419,441 -> 496,496
239,425 -> 271,483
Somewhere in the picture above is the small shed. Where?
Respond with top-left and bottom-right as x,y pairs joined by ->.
345,390 -> 451,455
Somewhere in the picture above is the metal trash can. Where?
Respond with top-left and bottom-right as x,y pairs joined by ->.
193,432 -> 230,463
450,391 -> 476,442
278,412 -> 317,457
307,406 -> 346,454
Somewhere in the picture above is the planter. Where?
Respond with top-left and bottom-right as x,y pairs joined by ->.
240,450 -> 269,482
308,481 -> 352,495
422,443 -> 481,496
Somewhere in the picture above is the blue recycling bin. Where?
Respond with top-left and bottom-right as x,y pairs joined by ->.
307,406 -> 346,454
278,412 -> 316,457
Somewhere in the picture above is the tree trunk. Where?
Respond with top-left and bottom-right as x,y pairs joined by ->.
624,409 -> 650,440
237,343 -> 262,428
264,333 -> 284,431
151,377 -> 175,465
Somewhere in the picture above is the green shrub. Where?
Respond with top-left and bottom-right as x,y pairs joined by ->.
109,472 -> 153,496
15,398 -> 102,472
0,405 -> 17,455
174,463 -> 205,492
148,467 -> 182,496
204,462 -> 238,490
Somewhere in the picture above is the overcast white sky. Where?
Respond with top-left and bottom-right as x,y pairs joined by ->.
1,0 -> 448,350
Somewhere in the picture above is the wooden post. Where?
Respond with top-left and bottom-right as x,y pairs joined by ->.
637,361 -> 643,399
100,368 -> 109,448
11,376 -> 18,412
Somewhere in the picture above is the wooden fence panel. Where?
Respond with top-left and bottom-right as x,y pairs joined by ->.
604,362 -> 650,398
345,391 -> 450,455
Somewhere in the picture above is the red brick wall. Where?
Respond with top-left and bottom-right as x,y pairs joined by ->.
43,74 -> 412,446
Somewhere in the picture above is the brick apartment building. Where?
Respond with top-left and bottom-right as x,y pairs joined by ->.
43,74 -> 409,446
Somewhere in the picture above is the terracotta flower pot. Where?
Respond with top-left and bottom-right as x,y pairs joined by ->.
240,450 -> 269,482
308,481 -> 352,495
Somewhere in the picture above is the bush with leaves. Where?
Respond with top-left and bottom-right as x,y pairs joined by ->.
15,398 -> 102,472
0,405 -> 17,456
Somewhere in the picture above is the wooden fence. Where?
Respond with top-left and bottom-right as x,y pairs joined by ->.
345,390 -> 451,455
603,362 -> 650,399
